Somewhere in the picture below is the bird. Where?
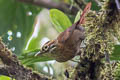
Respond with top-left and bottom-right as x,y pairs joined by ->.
35,2 -> 91,62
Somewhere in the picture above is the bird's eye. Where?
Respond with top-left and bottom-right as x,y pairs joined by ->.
42,45 -> 49,51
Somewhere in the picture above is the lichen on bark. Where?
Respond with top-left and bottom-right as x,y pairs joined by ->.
70,0 -> 120,80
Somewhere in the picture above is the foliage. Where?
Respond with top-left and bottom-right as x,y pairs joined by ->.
19,49 -> 53,66
0,75 -> 15,80
50,9 -> 72,32
0,0 -> 40,55
0,0 -> 120,79
111,45 -> 120,60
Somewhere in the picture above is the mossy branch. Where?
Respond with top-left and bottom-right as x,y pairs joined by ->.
0,38 -> 51,80
69,0 -> 120,80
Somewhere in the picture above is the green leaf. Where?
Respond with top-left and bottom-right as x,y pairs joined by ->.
74,11 -> 81,23
23,9 -> 58,52
50,9 -> 72,32
21,56 -> 53,66
20,49 -> 40,59
110,45 -> 120,60
0,75 -> 15,80
19,49 -> 54,65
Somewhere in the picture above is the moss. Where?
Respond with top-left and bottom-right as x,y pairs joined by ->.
73,0 -> 120,79
113,62 -> 120,79
0,38 -> 50,80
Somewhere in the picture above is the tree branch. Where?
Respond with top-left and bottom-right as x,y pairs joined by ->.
0,38 -> 51,80
17,0 -> 79,15
69,0 -> 120,79
74,0 -> 86,9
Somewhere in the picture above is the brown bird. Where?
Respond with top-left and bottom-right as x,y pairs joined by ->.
35,2 -> 91,62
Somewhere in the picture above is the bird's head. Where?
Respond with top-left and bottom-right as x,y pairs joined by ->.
35,40 -> 57,56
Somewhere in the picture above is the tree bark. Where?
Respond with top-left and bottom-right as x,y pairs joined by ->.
70,0 -> 120,80
0,38 -> 51,80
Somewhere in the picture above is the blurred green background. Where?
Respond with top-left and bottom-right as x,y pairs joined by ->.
0,0 -> 120,79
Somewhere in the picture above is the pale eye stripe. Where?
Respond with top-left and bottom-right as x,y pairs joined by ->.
50,44 -> 55,48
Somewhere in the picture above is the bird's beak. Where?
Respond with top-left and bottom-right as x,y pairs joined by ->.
35,51 -> 44,57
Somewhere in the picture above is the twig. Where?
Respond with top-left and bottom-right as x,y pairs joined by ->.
17,0 -> 79,15
74,0 -> 86,9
